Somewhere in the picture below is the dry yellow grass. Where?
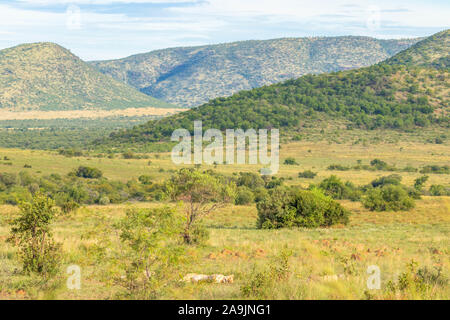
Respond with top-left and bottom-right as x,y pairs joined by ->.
0,138 -> 448,300
0,107 -> 183,120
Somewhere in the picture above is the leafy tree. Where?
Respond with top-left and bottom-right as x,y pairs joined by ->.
114,207 -> 184,299
166,169 -> 236,244
7,192 -> 62,276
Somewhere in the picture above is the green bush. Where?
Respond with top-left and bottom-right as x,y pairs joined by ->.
327,164 -> 351,171
420,165 -> 450,174
414,175 -> 429,191
98,196 -> 110,205
114,206 -> 184,299
0,172 -> 17,188
370,159 -> 390,170
73,166 -> 103,179
61,200 -> 80,214
235,186 -> 255,205
385,261 -> 445,299
7,193 -> 62,276
429,185 -> 449,196
363,185 -> 415,211
253,187 -> 269,203
298,170 -> 317,179
283,157 -> 299,165
236,172 -> 265,189
264,176 -> 285,189
241,249 -> 293,299
318,175 -> 361,201
371,174 -> 402,188
138,175 -> 152,185
257,187 -> 350,229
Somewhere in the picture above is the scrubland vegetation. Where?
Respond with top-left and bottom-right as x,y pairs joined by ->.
0,136 -> 448,300
0,30 -> 448,301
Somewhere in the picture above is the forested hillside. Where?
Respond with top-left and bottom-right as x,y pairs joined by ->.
91,36 -> 419,107
96,30 -> 449,149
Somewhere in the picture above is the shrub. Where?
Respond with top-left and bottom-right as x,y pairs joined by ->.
319,175 -> 347,199
73,166 -> 103,179
429,185 -> 449,196
327,164 -> 351,171
7,193 -> 62,276
58,149 -> 83,157
370,159 -> 389,170
257,187 -> 350,229
363,185 -> 415,211
318,175 -> 361,201
61,200 -> 80,214
371,174 -> 402,188
235,186 -> 255,205
402,166 -> 418,173
283,157 -> 298,165
385,261 -> 445,299
414,176 -> 429,191
420,165 -> 450,174
98,196 -> 110,205
264,176 -> 284,189
298,170 -> 317,179
241,249 -> 293,299
0,172 -> 17,188
122,151 -> 136,159
253,187 -> 269,203
114,207 -> 184,299
236,172 -> 265,189
138,175 -> 152,185
433,136 -> 445,144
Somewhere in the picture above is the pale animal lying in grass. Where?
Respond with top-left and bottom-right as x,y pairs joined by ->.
182,274 -> 234,284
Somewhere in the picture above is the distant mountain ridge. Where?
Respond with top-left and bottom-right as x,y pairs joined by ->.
90,36 -> 420,108
97,30 -> 449,149
0,42 -> 175,113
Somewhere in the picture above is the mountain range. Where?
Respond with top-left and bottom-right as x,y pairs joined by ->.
98,30 -> 449,149
0,42 -> 174,114
90,36 -> 420,108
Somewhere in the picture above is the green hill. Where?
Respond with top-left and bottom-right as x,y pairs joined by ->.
97,30 -> 449,149
90,36 -> 419,108
386,30 -> 449,69
0,42 -> 174,112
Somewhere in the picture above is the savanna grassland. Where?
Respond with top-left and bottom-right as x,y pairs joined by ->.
0,30 -> 448,301
0,132 -> 448,300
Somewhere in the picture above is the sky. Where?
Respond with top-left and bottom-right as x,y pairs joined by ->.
0,0 -> 448,61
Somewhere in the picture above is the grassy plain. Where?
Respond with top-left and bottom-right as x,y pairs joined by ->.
0,136 -> 448,300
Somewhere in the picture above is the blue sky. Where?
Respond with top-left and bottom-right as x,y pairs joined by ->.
0,0 -> 448,60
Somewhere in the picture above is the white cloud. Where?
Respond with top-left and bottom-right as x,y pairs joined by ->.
168,0 -> 449,29
0,0 -> 448,60
16,0 -> 192,4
